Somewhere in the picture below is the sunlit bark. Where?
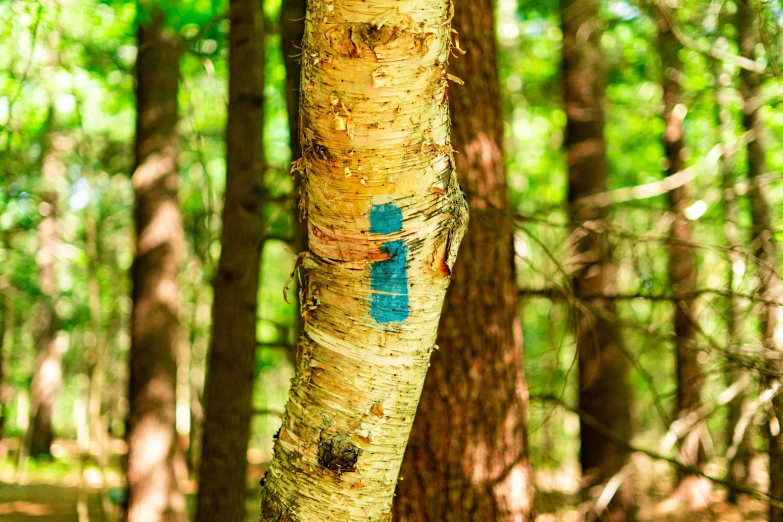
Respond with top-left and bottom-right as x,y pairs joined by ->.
126,8 -> 187,522
259,0 -> 467,519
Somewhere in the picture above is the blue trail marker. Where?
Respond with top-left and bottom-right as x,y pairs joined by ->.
369,204 -> 409,323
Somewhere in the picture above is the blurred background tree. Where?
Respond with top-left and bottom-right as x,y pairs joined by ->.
1,0 -> 783,520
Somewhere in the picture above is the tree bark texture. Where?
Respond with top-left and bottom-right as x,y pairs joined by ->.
29,135 -> 64,458
259,1 -> 468,520
561,0 -> 634,518
657,8 -> 706,488
194,1 -> 265,521
735,2 -> 783,518
393,0 -> 535,520
713,55 -> 752,501
282,0 -> 308,346
126,10 -> 187,522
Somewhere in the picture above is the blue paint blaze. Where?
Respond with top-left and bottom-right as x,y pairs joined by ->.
369,204 -> 404,235
369,204 -> 409,323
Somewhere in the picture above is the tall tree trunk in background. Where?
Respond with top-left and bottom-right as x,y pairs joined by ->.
657,7 -> 708,504
194,0 -> 265,521
126,9 -> 187,522
28,131 -> 64,458
736,3 -> 783,519
85,179 -> 106,448
0,296 -> 7,453
282,0 -> 308,347
713,53 -> 752,502
393,0 -> 535,520
259,0 -> 467,519
561,0 -> 633,518
85,178 -> 113,518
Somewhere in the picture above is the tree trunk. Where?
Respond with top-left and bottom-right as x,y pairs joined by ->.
126,10 -> 187,522
194,0 -> 265,520
259,1 -> 468,519
282,0 -> 308,344
561,0 -> 634,518
735,4 -> 783,519
29,133 -> 64,459
85,178 -> 106,448
392,0 -> 535,520
0,295 -> 7,453
713,54 -> 752,502
657,8 -> 708,503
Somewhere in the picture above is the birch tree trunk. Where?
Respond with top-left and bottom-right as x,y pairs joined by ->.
657,7 -> 708,503
393,0 -> 535,519
259,0 -> 467,519
561,0 -> 634,518
195,0 -> 265,520
735,4 -> 783,519
126,8 -> 187,522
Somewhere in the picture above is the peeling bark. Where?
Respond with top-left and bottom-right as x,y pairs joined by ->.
392,0 -> 535,519
259,1 -> 467,520
195,0 -> 265,521
126,9 -> 187,522
561,0 -> 634,518
735,3 -> 783,519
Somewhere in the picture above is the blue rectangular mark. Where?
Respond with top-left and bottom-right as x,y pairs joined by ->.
369,204 -> 403,235
370,240 -> 410,323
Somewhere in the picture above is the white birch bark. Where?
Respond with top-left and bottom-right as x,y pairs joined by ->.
259,0 -> 466,520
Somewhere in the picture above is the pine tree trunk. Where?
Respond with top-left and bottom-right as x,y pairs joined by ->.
85,180 -> 106,448
126,10 -> 187,522
713,55 -> 752,502
29,135 -> 64,458
735,4 -> 783,519
282,0 -> 308,344
561,0 -> 634,518
259,1 -> 467,519
392,0 -> 535,519
0,296 -> 7,452
194,0 -> 265,520
657,9 -> 708,502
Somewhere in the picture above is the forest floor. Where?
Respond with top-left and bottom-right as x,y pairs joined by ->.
0,440 -> 771,521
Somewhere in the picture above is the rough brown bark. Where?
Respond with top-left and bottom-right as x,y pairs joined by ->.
392,0 -> 535,520
713,55 -> 752,502
126,9 -> 187,522
735,2 -> 783,518
194,1 -> 265,521
282,0 -> 308,344
657,10 -> 706,497
29,133 -> 64,459
561,0 -> 634,518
